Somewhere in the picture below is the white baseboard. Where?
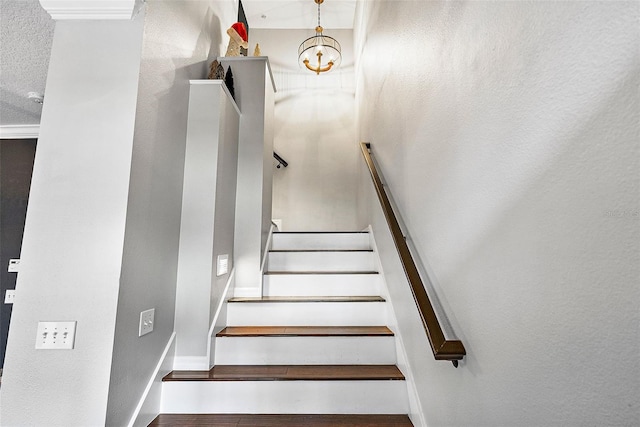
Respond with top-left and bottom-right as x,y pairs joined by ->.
128,332 -> 176,427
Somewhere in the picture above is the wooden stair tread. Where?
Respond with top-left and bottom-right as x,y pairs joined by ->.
217,326 -> 394,337
269,249 -> 373,253
149,413 -> 413,426
227,296 -> 385,303
163,365 -> 405,382
274,231 -> 369,234
265,271 -> 379,275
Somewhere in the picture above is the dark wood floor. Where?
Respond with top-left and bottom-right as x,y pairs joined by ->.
149,413 -> 414,426
163,365 -> 405,382
216,326 -> 394,337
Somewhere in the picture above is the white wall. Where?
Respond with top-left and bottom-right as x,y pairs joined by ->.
250,29 -> 360,231
173,82 -> 239,370
219,57 -> 275,295
355,1 -> 639,426
0,15 -> 145,427
106,1 -> 236,425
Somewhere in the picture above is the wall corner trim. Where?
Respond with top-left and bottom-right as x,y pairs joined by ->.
0,125 -> 40,139
39,0 -> 141,20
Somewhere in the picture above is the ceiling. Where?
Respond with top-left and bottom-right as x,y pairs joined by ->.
0,0 -> 55,127
0,0 -> 356,128
242,1 -> 356,30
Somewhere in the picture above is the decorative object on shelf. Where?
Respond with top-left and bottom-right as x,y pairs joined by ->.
225,66 -> 235,100
298,0 -> 341,75
207,60 -> 225,80
225,22 -> 248,57
254,43 -> 261,57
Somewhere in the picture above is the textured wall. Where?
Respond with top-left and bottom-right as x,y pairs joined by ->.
1,16 -> 145,426
355,1 -> 639,426
250,29 -> 360,231
0,0 -> 54,126
106,1 -> 236,425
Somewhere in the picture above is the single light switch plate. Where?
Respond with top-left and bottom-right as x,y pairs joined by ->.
4,289 -> 16,304
217,254 -> 229,276
36,321 -> 76,349
8,259 -> 20,273
139,308 -> 154,337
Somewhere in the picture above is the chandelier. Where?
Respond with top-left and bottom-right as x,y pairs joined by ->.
298,0 -> 342,75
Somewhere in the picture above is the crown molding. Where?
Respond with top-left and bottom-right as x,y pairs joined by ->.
39,0 -> 142,20
0,125 -> 40,139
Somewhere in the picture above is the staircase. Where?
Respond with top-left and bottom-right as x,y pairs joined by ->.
152,231 -> 414,426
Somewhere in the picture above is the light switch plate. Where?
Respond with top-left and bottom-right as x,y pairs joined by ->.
4,289 -> 15,304
8,259 -> 20,273
36,321 -> 76,349
217,254 -> 229,276
139,308 -> 154,336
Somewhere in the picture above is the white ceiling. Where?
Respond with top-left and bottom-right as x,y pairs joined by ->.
242,0 -> 356,30
0,0 -> 356,127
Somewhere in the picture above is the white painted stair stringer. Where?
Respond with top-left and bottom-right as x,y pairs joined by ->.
368,225 -> 427,427
160,380 -> 409,414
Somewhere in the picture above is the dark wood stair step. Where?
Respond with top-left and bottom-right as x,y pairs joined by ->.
163,365 -> 405,382
227,296 -> 385,303
269,249 -> 373,253
265,271 -> 379,275
217,326 -> 394,337
274,231 -> 369,234
149,413 -> 413,426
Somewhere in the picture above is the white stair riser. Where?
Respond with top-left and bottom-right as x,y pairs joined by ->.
214,336 -> 396,365
268,251 -> 376,272
161,380 -> 408,414
271,233 -> 370,250
227,302 -> 387,326
264,274 -> 382,296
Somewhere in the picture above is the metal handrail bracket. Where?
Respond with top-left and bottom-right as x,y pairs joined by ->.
360,142 -> 466,366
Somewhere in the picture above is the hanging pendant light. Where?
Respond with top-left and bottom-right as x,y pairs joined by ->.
298,0 -> 341,75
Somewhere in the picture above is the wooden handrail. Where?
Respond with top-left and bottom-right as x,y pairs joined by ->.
360,142 -> 466,366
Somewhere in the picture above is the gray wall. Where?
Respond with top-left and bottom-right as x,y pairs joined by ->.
355,1 -> 639,426
173,82 -> 239,370
106,1 -> 236,425
250,29 -> 360,231
0,139 -> 36,369
0,1 -> 237,426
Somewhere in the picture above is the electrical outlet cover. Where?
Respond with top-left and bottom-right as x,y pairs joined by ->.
139,308 -> 155,336
36,321 -> 76,349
